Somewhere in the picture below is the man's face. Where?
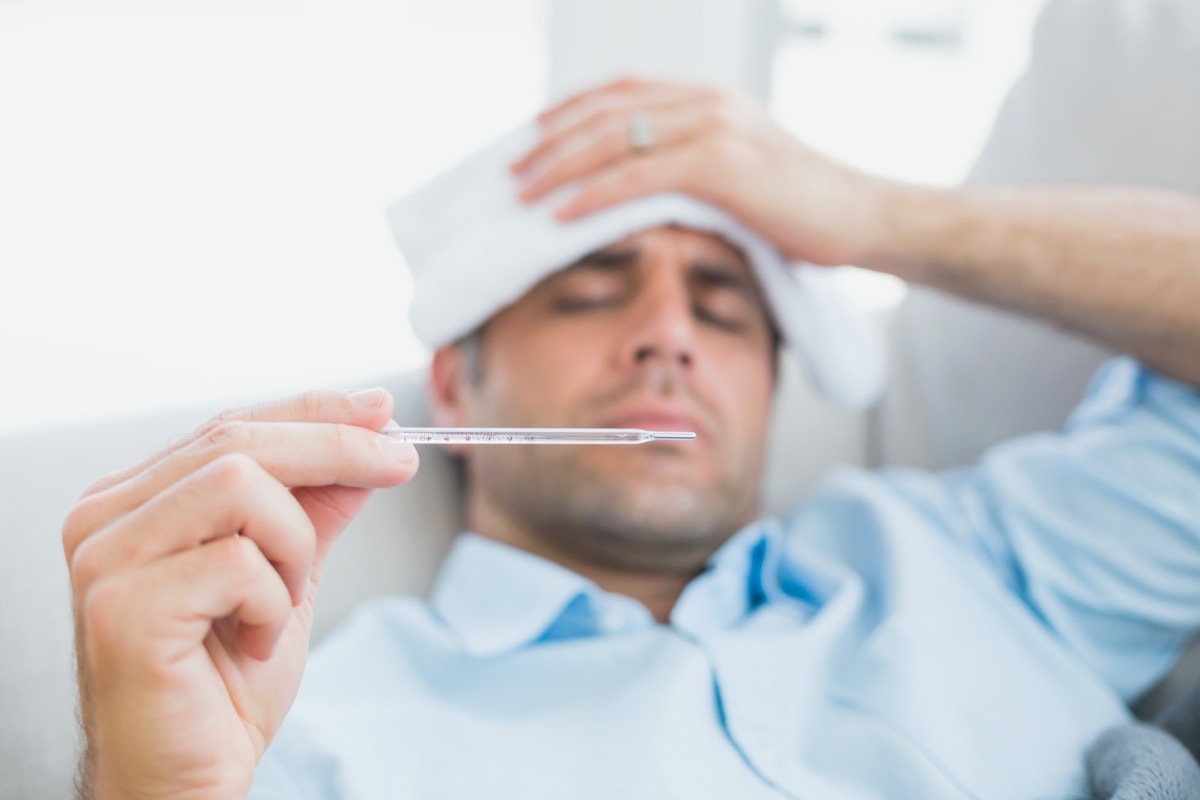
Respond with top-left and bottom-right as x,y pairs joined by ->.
436,226 -> 777,573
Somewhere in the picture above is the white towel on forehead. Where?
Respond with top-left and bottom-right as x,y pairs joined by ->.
386,122 -> 886,409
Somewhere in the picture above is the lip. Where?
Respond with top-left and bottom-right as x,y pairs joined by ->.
601,406 -> 708,440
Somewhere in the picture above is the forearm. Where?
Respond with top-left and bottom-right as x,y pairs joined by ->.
863,184 -> 1200,386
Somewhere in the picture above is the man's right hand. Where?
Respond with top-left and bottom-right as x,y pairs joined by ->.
62,388 -> 419,800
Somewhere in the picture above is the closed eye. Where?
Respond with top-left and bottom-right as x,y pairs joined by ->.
549,256 -> 632,312
695,303 -> 749,332
690,265 -> 764,334
554,294 -> 623,312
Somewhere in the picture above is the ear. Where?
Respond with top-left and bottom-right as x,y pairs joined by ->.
428,344 -> 472,455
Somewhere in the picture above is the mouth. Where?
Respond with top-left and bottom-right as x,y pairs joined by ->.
600,407 -> 708,442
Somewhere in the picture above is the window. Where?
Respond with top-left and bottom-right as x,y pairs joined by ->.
771,0 -> 1046,308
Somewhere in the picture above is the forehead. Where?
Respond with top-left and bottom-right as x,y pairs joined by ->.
590,225 -> 754,272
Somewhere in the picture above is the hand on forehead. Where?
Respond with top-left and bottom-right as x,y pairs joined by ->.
387,99 -> 887,409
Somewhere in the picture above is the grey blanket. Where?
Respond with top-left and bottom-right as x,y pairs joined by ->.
1089,680 -> 1200,799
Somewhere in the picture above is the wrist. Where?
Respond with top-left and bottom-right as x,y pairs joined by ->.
855,182 -> 960,282
80,747 -> 196,800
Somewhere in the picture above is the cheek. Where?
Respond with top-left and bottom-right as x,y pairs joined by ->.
476,326 -> 604,421
703,344 -> 775,438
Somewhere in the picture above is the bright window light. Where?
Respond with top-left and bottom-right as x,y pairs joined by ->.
773,0 -> 1047,309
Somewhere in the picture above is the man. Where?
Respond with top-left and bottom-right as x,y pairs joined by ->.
63,79 -> 1200,799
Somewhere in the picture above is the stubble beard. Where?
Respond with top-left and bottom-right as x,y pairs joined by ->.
472,441 -> 761,574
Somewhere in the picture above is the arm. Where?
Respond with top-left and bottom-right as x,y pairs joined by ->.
865,184 -> 1200,386
515,78 -> 1200,386
956,359 -> 1200,698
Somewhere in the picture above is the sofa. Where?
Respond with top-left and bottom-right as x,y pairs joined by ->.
4,1 -> 1200,795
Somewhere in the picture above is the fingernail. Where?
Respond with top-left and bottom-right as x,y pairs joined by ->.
349,388 -> 387,409
384,438 -> 417,464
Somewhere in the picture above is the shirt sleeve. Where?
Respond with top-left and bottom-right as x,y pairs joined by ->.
953,357 -> 1200,700
249,721 -> 343,800
248,753 -> 304,800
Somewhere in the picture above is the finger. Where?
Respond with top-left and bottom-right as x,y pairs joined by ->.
84,534 -> 293,671
528,76 -> 648,136
554,145 -> 698,222
78,388 -> 394,501
515,86 -> 708,175
292,484 -> 376,594
65,418 -> 417,559
292,419 -> 412,598
517,101 -> 711,203
530,76 -> 701,139
70,453 -> 317,608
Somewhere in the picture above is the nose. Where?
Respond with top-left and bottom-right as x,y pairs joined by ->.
616,274 -> 696,372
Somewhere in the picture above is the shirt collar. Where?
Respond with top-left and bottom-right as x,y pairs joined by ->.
428,523 -> 788,657
671,519 -> 787,633
429,533 -> 595,657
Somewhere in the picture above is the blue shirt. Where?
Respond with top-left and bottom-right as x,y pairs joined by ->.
252,359 -> 1200,799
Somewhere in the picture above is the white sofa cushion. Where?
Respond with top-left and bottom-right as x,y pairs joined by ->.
0,352 -> 866,798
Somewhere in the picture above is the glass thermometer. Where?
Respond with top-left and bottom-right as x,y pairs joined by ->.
379,427 -> 696,445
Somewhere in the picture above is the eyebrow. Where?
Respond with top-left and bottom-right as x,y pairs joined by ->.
572,247 -> 639,269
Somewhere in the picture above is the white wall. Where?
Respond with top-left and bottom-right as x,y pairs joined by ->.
0,0 -> 547,436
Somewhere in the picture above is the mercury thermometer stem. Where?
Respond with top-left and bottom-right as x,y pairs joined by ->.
379,427 -> 696,445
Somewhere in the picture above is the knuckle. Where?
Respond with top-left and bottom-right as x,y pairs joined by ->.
69,535 -> 104,593
298,390 -> 329,420
705,101 -> 735,131
201,419 -> 253,454
205,451 -> 263,492
222,535 -> 265,579
603,118 -> 629,152
201,405 -> 245,434
601,112 -> 627,142
702,133 -> 740,164
623,160 -> 652,189
77,469 -> 120,501
328,422 -> 356,455
61,496 -> 104,558
81,578 -> 124,646
539,159 -> 568,188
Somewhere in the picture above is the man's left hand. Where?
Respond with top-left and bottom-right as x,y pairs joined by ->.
511,76 -> 892,267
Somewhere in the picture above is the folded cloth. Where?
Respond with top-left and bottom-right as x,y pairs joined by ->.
386,122 -> 887,409
1088,679 -> 1200,799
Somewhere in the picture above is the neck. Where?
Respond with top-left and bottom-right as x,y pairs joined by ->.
468,494 -> 704,624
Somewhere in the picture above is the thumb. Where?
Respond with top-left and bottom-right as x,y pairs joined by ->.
293,485 -> 376,594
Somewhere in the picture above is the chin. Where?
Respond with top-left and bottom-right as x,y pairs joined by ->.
574,476 -> 746,558
477,439 -> 759,568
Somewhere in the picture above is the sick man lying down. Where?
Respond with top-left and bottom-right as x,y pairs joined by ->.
64,79 -> 1200,799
